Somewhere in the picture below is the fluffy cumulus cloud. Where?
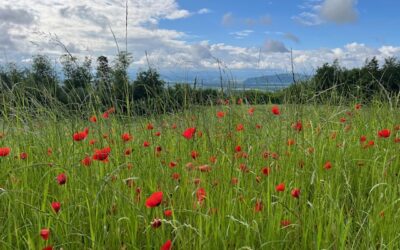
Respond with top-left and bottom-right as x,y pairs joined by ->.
294,0 -> 358,25
1,0 -> 399,73
320,0 -> 357,24
264,40 -> 289,53
0,0 -> 192,62
229,30 -> 254,39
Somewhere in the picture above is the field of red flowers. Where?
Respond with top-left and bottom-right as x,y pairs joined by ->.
1,103 -> 400,249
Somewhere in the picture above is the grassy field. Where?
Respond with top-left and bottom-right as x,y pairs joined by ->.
1,102 -> 400,249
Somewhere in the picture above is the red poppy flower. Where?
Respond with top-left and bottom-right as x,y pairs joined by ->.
40,228 -> 50,240
20,152 -> 28,160
239,163 -> 249,173
363,140 -> 375,148
154,131 -> 161,136
57,173 -> 67,185
261,167 -> 270,176
340,117 -> 346,123
248,107 -> 255,115
169,161 -> 177,168
291,188 -> 300,199
160,240 -> 172,250
191,150 -> 199,160
155,146 -> 162,152
360,135 -> 367,143
0,147 -> 11,157
151,218 -> 162,228
164,210 -> 172,217
196,188 -> 206,203
102,107 -> 115,119
92,147 -> 111,162
198,165 -> 211,172
378,129 -> 391,138
145,191 -> 163,208
292,121 -> 302,132
254,200 -> 263,212
122,133 -> 133,142
147,123 -> 154,130
237,98 -> 243,105
143,141 -> 150,147
89,115 -> 97,123
102,112 -> 110,119
209,156 -> 217,164
324,161 -> 332,170
216,111 -> 225,118
42,246 -> 53,250
81,156 -> 92,166
234,145 -> 242,152
355,103 -> 362,110
73,128 -> 89,141
171,173 -> 180,180
287,139 -> 295,146
275,183 -> 285,192
281,220 -> 291,228
271,105 -> 280,115
231,177 -> 238,185
51,202 -> 61,213
124,148 -> 132,156
182,127 -> 196,139
236,124 -> 244,131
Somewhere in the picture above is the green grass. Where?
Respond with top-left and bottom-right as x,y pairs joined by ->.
1,103 -> 400,249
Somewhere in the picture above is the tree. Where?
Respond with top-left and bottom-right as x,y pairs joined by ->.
382,57 -> 400,92
30,55 -> 58,91
132,68 -> 165,100
95,55 -> 113,106
112,51 -> 132,104
60,54 -> 92,104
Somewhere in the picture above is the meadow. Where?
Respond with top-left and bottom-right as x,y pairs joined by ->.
0,102 -> 400,249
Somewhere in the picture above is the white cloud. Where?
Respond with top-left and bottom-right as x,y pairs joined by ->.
1,1 -> 399,75
142,42 -> 400,73
294,0 -> 358,25
198,8 -> 211,14
264,40 -> 289,53
379,46 -> 400,58
0,0 -> 194,63
320,0 -> 357,24
229,30 -> 254,39
293,11 -> 324,26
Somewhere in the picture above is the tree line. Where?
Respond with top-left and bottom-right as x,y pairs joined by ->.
1,52 -> 399,117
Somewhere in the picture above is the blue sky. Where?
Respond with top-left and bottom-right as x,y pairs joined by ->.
1,0 -> 400,78
161,0 -> 400,49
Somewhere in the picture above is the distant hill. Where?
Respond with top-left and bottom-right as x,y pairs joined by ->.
243,73 -> 310,87
158,72 -> 311,91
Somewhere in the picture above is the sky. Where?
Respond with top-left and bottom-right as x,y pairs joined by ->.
1,0 -> 400,78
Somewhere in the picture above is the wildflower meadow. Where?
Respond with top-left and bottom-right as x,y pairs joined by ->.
1,102 -> 400,249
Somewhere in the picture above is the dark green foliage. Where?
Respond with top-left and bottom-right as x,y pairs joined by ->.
295,56 -> 400,104
132,68 -> 164,100
1,53 -> 400,116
